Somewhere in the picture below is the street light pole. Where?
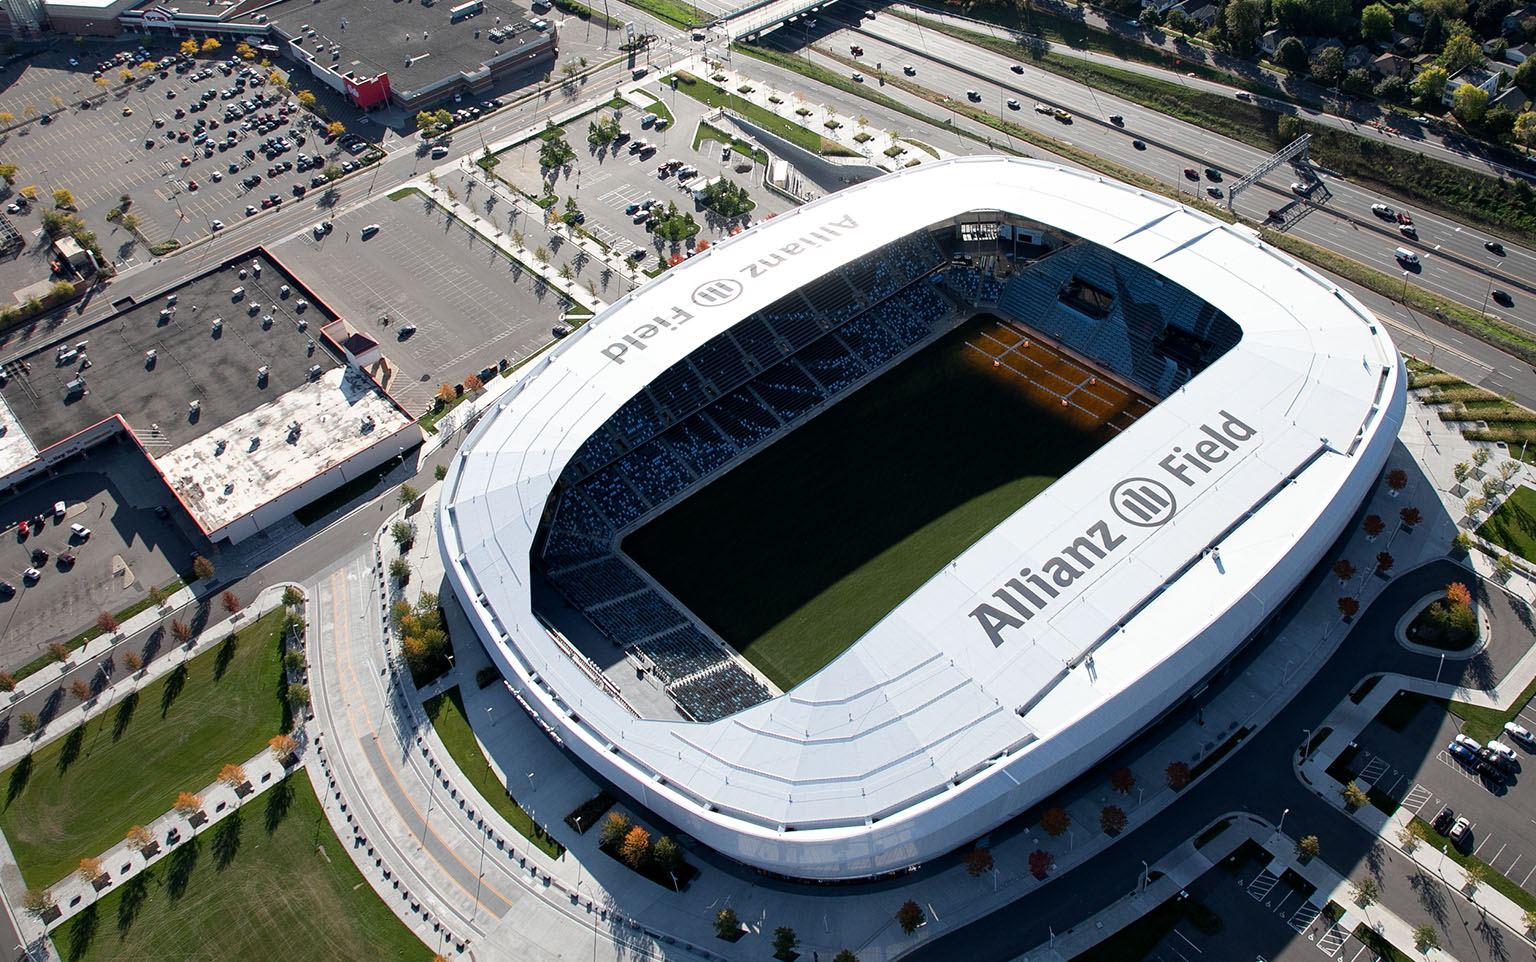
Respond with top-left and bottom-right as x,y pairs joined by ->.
1279,807 -> 1289,833
1139,860 -> 1148,896
1300,728 -> 1312,760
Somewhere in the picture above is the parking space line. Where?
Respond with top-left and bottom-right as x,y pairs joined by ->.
1491,843 -> 1507,866
1402,784 -> 1433,812
1172,929 -> 1202,953
1473,832 -> 1492,857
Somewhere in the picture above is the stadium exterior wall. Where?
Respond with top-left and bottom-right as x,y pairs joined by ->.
437,157 -> 1407,880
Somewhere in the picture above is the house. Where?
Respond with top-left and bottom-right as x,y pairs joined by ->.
1406,9 -> 1425,25
1373,53 -> 1414,79
1390,31 -> 1420,55
1506,42 -> 1536,63
1443,65 -> 1503,105
1495,84 -> 1531,111
1170,0 -> 1217,27
1503,4 -> 1536,34
1345,44 -> 1373,68
1260,28 -> 1292,55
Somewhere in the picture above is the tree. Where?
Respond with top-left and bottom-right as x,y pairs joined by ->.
1100,805 -> 1127,834
1351,874 -> 1380,906
1401,506 -> 1422,527
0,671 -> 15,693
965,847 -> 994,877
171,620 -> 194,645
1412,66 -> 1451,106
69,678 -> 90,704
1333,559 -> 1356,581
284,650 -> 306,672
1424,11 -> 1447,52
220,590 -> 242,614
1413,923 -> 1440,953
1398,821 -> 1425,853
192,555 -> 215,580
1484,477 -> 1502,501
0,163 -> 16,185
390,521 -> 415,548
269,733 -> 298,760
1465,495 -> 1488,517
435,464 -> 448,481
389,557 -> 411,584
435,383 -> 456,405
1110,767 -> 1136,794
1442,32 -> 1484,74
1454,83 -> 1490,125
1040,807 -> 1070,836
1462,859 -> 1488,895
173,791 -> 204,817
772,926 -> 800,960
282,585 -> 305,609
1296,834 -> 1320,860
1166,761 -> 1191,790
398,483 -> 419,506
1376,552 -> 1395,574
1338,597 -> 1360,619
1275,37 -> 1308,72
534,245 -> 549,265
125,824 -> 154,854
47,642 -> 68,663
1455,461 -> 1473,484
1475,446 -> 1493,468
714,907 -> 740,939
77,856 -> 104,885
1342,781 -> 1368,809
464,373 -> 484,392
1496,553 -> 1518,580
326,121 -> 345,138
895,900 -> 925,934
217,763 -> 247,789
1502,459 -> 1523,482
201,37 -> 221,52
17,712 -> 37,736
1363,515 -> 1385,538
621,825 -> 651,868
21,887 -> 52,919
1376,75 -> 1409,105
181,38 -> 200,56
286,683 -> 310,709
1223,0 -> 1264,53
599,812 -> 631,848
298,90 -> 317,108
147,584 -> 169,608
1028,848 -> 1054,879
1310,47 -> 1345,87
51,188 -> 75,210
1453,531 -> 1475,554
96,610 -> 120,634
1361,2 -> 1394,39
833,953 -> 859,962
652,835 -> 683,877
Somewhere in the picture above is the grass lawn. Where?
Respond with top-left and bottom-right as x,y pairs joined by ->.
1479,486 -> 1536,561
1450,671 -> 1536,743
623,315 -> 1118,690
1411,813 -> 1536,911
423,688 -> 563,859
56,771 -> 426,962
0,609 -> 290,888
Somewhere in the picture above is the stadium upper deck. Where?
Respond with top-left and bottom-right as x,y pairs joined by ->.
439,156 -> 1405,879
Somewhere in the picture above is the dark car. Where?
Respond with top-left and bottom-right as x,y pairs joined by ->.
1204,167 -> 1221,181
0,581 -> 13,598
1432,806 -> 1456,834
57,552 -> 76,568
30,548 -> 47,565
1486,240 -> 1506,255
1132,139 -> 1145,150
1183,167 -> 1199,180
1493,289 -> 1513,307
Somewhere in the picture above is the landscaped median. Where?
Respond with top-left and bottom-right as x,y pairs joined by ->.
0,608 -> 292,889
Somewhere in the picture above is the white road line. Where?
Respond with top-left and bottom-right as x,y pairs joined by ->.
1173,929 -> 1202,952
1522,862 -> 1536,887
1473,833 -> 1493,857
1506,853 -> 1521,877
1490,843 -> 1507,867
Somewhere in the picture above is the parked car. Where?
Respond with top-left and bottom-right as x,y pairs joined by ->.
22,567 -> 39,583
1448,816 -> 1473,847
360,224 -> 380,239
1505,721 -> 1534,744
70,523 -> 90,540
52,501 -> 65,519
1432,806 -> 1456,834
1448,741 -> 1478,765
1488,739 -> 1517,760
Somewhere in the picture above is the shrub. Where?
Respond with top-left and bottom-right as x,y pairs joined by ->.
1100,805 -> 1127,835
1028,848 -> 1053,879
599,812 -> 631,848
895,900 -> 925,934
621,825 -> 651,868
1040,806 -> 1070,836
714,907 -> 740,940
1166,761 -> 1191,789
964,847 -> 994,877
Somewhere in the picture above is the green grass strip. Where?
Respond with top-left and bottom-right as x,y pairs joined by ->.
1412,813 -> 1536,913
665,69 -> 859,157
614,0 -> 703,28
0,609 -> 290,888
386,187 -> 422,201
57,770 -> 425,962
1449,671 -> 1536,743
423,687 -> 564,859
419,388 -> 476,436
692,120 -> 769,165
1353,922 -> 1416,962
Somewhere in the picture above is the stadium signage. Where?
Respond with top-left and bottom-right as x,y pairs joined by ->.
970,411 -> 1256,647
599,214 -> 861,366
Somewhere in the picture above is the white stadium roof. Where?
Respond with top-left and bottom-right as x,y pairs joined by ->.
440,156 -> 1405,878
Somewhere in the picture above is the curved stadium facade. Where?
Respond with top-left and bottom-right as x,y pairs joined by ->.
438,156 -> 1406,880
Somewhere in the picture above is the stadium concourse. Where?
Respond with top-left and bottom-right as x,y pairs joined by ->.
439,156 -> 1406,880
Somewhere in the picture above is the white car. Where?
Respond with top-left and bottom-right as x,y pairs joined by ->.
1007,99 -> 1020,110
360,224 -> 381,239
1487,739 -> 1517,760
1455,732 -> 1481,750
1034,103 -> 1052,114
1505,721 -> 1534,744
70,523 -> 90,540
211,220 -> 224,231
903,65 -> 916,75
52,501 -> 65,519
22,567 -> 39,583
1449,816 -> 1472,845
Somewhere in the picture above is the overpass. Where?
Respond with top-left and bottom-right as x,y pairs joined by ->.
723,0 -> 861,41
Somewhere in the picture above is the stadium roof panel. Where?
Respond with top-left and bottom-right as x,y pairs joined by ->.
441,156 -> 1404,878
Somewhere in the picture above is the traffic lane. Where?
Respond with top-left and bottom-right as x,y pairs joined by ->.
850,19 -> 1536,285
904,560 -> 1483,962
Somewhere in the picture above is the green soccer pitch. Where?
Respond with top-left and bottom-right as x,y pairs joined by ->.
623,315 -> 1124,692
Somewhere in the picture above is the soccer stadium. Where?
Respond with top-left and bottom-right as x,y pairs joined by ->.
438,156 -> 1406,880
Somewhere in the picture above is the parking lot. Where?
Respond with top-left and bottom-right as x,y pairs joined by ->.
1344,687 -> 1536,898
0,440 -> 197,671
275,191 -> 563,415
0,45 -> 352,254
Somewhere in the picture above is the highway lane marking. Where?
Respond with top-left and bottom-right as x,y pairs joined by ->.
327,560 -> 517,918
